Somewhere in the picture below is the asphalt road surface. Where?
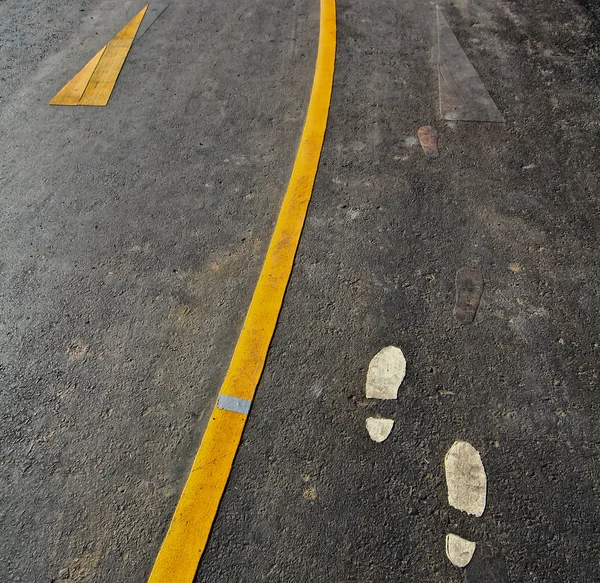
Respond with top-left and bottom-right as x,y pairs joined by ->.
0,0 -> 599,581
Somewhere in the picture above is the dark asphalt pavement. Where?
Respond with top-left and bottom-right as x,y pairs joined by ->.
1,0 -> 599,581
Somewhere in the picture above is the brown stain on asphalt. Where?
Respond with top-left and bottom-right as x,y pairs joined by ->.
66,341 -> 88,361
302,486 -> 318,502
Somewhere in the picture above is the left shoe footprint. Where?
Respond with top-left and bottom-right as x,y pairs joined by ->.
364,346 -> 406,443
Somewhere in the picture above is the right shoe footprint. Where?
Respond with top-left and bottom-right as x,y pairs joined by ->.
444,440 -> 486,569
444,440 -> 509,581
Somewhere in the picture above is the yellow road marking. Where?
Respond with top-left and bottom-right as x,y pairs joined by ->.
49,46 -> 106,106
79,6 -> 147,106
50,6 -> 147,106
147,0 -> 337,580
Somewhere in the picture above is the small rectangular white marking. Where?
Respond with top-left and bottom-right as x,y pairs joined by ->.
217,394 -> 252,415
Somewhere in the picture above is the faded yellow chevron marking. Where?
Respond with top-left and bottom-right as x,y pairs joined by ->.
50,5 -> 147,106
49,47 -> 106,105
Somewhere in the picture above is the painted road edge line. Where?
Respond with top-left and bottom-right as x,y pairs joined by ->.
146,0 -> 337,581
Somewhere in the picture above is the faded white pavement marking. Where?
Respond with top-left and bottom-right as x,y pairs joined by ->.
446,533 -> 476,568
365,417 -> 394,442
134,3 -> 168,42
366,346 -> 406,400
417,125 -> 439,158
454,268 -> 483,325
437,8 -> 505,122
445,440 -> 487,517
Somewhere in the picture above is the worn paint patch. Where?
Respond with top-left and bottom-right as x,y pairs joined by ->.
302,486 -> 318,501
365,417 -> 394,442
366,346 -> 406,400
445,440 -> 487,517
66,341 -> 88,361
417,126 -> 439,158
446,533 -> 476,568
454,268 -> 483,325
437,8 -> 505,122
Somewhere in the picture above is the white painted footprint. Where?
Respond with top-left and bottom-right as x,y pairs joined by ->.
445,440 -> 487,517
364,346 -> 406,442
444,440 -> 487,568
366,345 -> 406,400
446,533 -> 476,568
365,417 -> 394,443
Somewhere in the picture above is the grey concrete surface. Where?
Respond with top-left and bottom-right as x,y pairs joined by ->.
0,0 -> 599,581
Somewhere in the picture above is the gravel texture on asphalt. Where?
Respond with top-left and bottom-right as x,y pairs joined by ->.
0,0 -> 598,581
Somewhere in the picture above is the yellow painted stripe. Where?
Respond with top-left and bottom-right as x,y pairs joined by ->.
78,5 -> 148,106
147,0 -> 337,580
49,46 -> 106,105
50,6 -> 147,107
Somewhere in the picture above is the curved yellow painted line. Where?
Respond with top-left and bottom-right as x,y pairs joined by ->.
147,0 -> 336,581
